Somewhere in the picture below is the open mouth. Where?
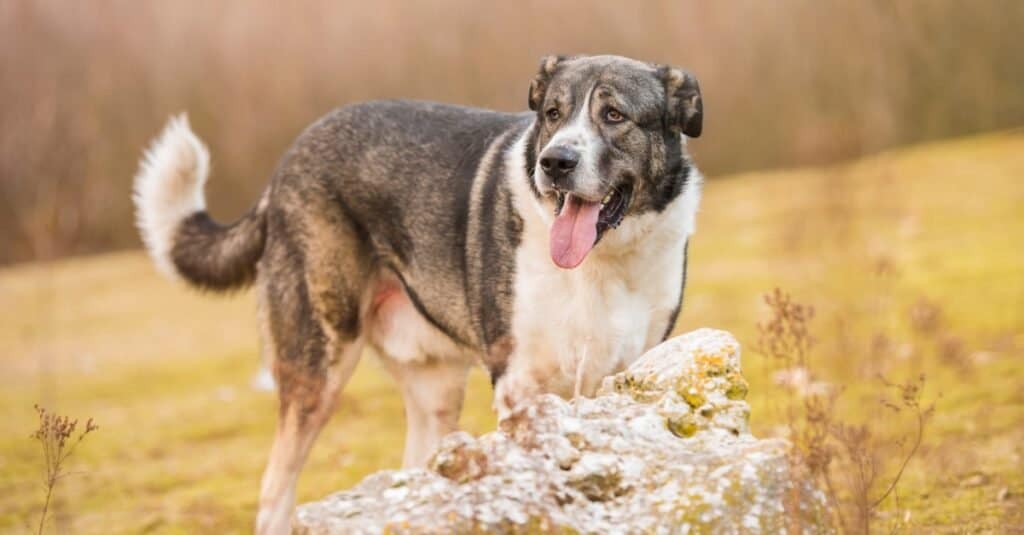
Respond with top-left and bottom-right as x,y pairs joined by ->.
549,183 -> 633,269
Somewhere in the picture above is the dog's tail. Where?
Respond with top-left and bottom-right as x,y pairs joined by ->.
133,114 -> 267,292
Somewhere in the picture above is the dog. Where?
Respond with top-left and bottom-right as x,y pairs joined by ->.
133,54 -> 703,534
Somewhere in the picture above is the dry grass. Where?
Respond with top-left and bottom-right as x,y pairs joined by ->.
0,131 -> 1022,532
757,288 -> 936,533
28,406 -> 98,534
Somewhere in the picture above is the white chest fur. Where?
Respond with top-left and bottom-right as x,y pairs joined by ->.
497,134 -> 702,414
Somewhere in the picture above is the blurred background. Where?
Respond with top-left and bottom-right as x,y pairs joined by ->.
1,1 -> 1022,533
2,0 -> 1023,263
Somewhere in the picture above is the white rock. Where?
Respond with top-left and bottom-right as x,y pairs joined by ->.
294,329 -> 833,534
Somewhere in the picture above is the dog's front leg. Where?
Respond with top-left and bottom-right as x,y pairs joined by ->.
492,364 -> 545,421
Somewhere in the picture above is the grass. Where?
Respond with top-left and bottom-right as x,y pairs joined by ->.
1,131 -> 1022,533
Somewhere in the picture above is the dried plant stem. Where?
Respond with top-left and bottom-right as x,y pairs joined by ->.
757,289 -> 934,534
37,479 -> 54,535
872,408 -> 924,509
31,405 -> 98,535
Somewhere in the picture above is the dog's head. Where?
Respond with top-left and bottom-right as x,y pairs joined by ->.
524,54 -> 702,269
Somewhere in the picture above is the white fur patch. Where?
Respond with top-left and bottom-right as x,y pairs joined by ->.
497,131 -> 702,417
132,113 -> 210,280
536,89 -> 606,200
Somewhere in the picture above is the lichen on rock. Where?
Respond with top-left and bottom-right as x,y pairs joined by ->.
294,328 -> 833,534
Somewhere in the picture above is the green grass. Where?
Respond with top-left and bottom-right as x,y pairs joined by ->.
1,131 -> 1022,533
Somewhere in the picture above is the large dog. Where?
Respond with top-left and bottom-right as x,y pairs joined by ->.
133,54 -> 703,533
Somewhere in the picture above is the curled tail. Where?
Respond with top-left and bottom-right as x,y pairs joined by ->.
133,114 -> 267,291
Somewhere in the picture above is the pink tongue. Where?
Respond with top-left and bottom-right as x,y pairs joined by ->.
550,194 -> 601,269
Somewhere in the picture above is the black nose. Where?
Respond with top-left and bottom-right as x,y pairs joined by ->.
539,146 -> 580,184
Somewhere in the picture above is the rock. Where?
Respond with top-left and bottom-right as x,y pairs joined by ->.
294,329 -> 833,534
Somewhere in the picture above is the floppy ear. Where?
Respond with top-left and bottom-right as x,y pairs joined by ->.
659,66 -> 703,138
528,55 -> 567,111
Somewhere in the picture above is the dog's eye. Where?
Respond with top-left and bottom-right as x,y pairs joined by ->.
545,108 -> 561,121
604,107 -> 625,123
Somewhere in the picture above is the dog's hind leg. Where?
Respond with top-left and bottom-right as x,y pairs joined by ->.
254,201 -> 369,534
256,337 -> 361,535
254,272 -> 364,534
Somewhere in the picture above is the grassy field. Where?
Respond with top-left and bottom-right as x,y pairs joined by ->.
1,131 -> 1022,533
